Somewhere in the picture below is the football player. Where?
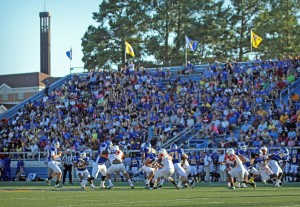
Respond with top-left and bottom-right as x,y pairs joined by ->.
73,151 -> 96,190
189,151 -> 199,185
46,140 -> 63,188
169,143 -> 194,188
106,145 -> 134,189
224,148 -> 256,189
130,153 -> 140,182
267,147 -> 289,187
88,140 -> 112,189
149,148 -> 179,190
142,152 -> 157,188
236,147 -> 259,187
290,149 -> 299,182
141,142 -> 156,162
197,151 -> 205,182
250,148 -> 275,185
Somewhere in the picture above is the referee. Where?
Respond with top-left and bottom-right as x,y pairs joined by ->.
62,149 -> 73,185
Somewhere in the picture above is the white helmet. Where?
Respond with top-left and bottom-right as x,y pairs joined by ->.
112,145 -> 119,151
226,148 -> 235,155
159,148 -> 167,156
261,146 -> 268,154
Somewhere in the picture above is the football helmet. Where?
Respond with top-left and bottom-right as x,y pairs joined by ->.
112,145 -> 120,151
159,148 -> 167,156
292,149 -> 297,154
170,143 -> 178,150
261,146 -> 268,154
80,150 -> 86,158
240,143 -> 247,151
253,148 -> 262,157
226,148 -> 235,155
53,140 -> 60,149
280,147 -> 289,156
105,140 -> 113,148
144,142 -> 151,148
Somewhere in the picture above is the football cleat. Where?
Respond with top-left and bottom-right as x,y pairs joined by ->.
54,184 -> 60,188
191,180 -> 195,188
148,187 -> 154,190
90,184 -> 96,189
229,186 -> 235,189
250,182 -> 256,189
249,177 -> 255,183
81,186 -> 85,191
45,179 -> 50,186
107,184 -> 114,190
183,183 -> 189,188
131,185 -> 134,189
175,184 -> 180,190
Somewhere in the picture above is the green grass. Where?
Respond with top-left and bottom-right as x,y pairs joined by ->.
0,182 -> 300,207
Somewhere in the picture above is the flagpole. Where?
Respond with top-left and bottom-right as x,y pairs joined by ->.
185,36 -> 187,66
124,41 -> 127,65
250,29 -> 253,60
69,47 -> 72,74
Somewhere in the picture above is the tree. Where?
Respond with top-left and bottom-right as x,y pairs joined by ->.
254,0 -> 300,59
82,0 -> 148,70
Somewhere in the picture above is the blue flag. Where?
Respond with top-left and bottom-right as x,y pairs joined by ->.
185,36 -> 198,52
66,48 -> 72,60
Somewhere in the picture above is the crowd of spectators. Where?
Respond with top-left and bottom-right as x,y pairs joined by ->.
0,55 -> 300,160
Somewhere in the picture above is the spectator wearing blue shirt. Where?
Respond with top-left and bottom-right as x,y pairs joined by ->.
203,67 -> 214,79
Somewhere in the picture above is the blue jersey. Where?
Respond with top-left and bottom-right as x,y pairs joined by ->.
198,155 -> 205,165
131,157 -> 139,167
169,148 -> 184,164
189,155 -> 198,166
94,143 -> 109,164
253,157 -> 264,165
290,154 -> 299,165
48,147 -> 57,161
141,147 -> 156,159
145,153 -> 157,165
74,156 -> 90,171
269,151 -> 288,162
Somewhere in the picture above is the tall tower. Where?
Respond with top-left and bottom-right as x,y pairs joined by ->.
39,12 -> 51,75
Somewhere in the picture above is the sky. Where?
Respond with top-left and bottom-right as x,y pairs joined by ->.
0,0 -> 101,77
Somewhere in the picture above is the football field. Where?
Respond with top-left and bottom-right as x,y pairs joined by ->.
0,182 -> 299,207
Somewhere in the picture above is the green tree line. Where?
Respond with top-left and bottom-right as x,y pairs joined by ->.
81,0 -> 300,70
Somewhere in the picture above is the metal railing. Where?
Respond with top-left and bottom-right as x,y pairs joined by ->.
160,126 -> 193,149
279,78 -> 300,103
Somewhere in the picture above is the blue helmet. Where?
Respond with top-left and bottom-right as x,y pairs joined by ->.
240,143 -> 247,151
53,140 -> 60,149
253,148 -> 262,157
170,143 -> 178,150
80,150 -> 86,158
105,140 -> 113,148
280,147 -> 289,156
144,142 -> 151,148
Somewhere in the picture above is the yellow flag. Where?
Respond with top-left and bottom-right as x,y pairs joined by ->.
251,31 -> 262,48
125,41 -> 135,57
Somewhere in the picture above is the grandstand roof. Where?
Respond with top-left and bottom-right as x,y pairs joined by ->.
0,72 -> 60,88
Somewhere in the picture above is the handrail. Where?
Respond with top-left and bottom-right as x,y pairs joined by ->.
160,126 -> 193,149
2,146 -> 299,162
279,78 -> 300,103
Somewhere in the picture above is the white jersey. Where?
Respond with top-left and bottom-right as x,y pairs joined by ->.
161,155 -> 174,169
226,154 -> 243,168
108,149 -> 124,164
